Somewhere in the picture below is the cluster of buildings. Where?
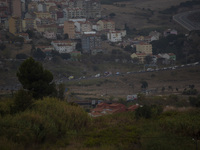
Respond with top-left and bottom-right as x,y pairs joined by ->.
0,0 -> 126,55
0,0 -> 178,63
126,29 -> 178,64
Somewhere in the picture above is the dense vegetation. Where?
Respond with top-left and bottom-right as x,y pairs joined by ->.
151,31 -> 200,62
0,97 -> 90,149
0,57 -> 200,149
16,57 -> 57,99
0,95 -> 200,150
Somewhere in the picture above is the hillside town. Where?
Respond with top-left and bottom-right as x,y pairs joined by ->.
0,0 -> 178,64
1,0 -> 200,149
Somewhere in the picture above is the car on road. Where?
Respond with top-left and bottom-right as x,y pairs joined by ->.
68,76 -> 74,80
116,72 -> 120,75
95,74 -> 100,77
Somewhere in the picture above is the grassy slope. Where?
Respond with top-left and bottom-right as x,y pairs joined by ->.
1,106 -> 199,150
66,65 -> 200,101
101,0 -> 194,31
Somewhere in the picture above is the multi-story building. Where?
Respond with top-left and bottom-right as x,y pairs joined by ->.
38,3 -> 47,12
97,20 -> 115,31
5,0 -> 12,15
81,31 -> 102,55
63,0 -> 101,19
107,31 -> 122,42
34,12 -> 52,19
0,2 -> 9,23
80,21 -> 92,33
136,42 -> 152,55
35,18 -> 55,26
131,53 -> 147,64
43,31 -> 56,39
22,18 -> 36,31
56,11 -> 65,24
28,2 -> 38,12
51,40 -> 77,53
107,30 -> 126,42
12,0 -> 22,18
9,16 -> 21,35
36,24 -> 57,33
149,31 -> 161,41
67,0 -> 84,8
92,23 -> 100,31
84,0 -> 101,18
64,21 -> 75,39
63,8 -> 85,19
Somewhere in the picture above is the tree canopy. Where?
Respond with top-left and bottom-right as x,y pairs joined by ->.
140,80 -> 148,90
31,48 -> 46,60
17,57 -> 57,99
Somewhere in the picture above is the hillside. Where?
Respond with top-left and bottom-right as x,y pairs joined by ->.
101,0 -> 198,32
0,96 -> 200,150
65,65 -> 200,103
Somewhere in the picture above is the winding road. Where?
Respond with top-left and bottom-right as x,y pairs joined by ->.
173,9 -> 200,31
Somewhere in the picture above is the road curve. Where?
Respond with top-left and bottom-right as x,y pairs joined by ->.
173,9 -> 200,31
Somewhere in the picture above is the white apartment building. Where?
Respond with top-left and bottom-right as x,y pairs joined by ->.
51,40 -> 76,53
107,31 -> 123,42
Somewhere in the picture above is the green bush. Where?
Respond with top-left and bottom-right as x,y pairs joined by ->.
159,109 -> 200,137
84,126 -> 140,149
182,89 -> 198,95
189,95 -> 200,107
12,89 -> 33,113
135,105 -> 152,119
135,105 -> 163,119
169,94 -> 178,101
0,98 -> 13,116
0,97 -> 90,146
31,97 -> 90,132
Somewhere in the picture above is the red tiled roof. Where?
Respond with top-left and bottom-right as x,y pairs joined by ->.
90,103 -> 139,117
127,105 -> 139,111
96,102 -> 109,108
18,33 -> 29,36
168,53 -> 175,56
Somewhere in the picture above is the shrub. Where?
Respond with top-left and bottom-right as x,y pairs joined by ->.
135,105 -> 163,119
12,89 -> 33,113
0,97 -> 90,146
159,109 -> 200,137
169,94 -> 178,101
31,97 -> 90,132
84,126 -> 140,149
0,98 -> 13,116
182,89 -> 198,95
189,95 -> 200,107
135,105 -> 152,119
